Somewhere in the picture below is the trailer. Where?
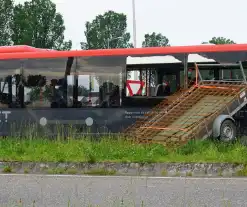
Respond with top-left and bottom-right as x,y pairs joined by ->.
126,62 -> 247,146
0,44 -> 247,145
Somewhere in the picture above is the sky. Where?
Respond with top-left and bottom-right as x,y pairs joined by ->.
15,0 -> 247,49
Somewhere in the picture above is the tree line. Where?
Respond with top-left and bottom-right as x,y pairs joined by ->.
0,0 -> 236,51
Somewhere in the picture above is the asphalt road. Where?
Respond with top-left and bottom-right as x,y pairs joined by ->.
0,175 -> 247,207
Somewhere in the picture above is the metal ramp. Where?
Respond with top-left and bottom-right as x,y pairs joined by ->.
125,81 -> 247,146
124,87 -> 194,135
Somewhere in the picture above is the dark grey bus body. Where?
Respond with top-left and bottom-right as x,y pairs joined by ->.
0,56 -> 158,137
0,52 -> 247,138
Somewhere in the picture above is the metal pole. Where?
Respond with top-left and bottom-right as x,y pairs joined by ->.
197,63 -> 240,67
239,61 -> 247,83
184,55 -> 188,89
132,0 -> 138,80
132,0 -> 137,48
195,63 -> 198,86
194,63 -> 203,83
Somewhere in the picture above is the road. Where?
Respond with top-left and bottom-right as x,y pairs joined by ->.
0,175 -> 247,207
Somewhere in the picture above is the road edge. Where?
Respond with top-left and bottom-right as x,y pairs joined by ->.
0,161 -> 246,177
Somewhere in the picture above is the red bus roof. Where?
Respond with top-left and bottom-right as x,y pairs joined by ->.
0,44 -> 247,60
0,45 -> 55,53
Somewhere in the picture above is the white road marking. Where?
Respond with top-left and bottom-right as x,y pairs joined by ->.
0,173 -> 247,180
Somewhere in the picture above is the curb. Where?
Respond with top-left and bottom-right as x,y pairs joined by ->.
0,162 -> 246,177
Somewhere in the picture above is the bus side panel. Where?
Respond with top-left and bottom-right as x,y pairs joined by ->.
0,108 -> 152,136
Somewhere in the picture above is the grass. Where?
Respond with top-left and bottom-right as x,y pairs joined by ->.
2,165 -> 12,173
0,136 -> 247,163
85,168 -> 116,175
46,167 -> 79,175
236,165 -> 247,176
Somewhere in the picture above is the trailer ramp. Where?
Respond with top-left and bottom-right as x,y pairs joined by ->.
125,82 -> 247,146
124,87 -> 193,135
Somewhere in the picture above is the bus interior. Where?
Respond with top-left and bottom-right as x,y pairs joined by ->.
124,60 -> 247,107
0,56 -> 247,109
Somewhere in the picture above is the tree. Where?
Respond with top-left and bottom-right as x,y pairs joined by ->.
67,85 -> 90,96
0,0 -> 14,46
10,0 -> 72,50
80,10 -> 133,49
58,40 -> 72,51
28,85 -> 52,102
142,32 -> 170,47
202,37 -> 235,45
140,32 -> 170,87
80,10 -> 132,86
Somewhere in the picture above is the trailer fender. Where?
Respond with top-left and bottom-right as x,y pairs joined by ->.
212,115 -> 235,138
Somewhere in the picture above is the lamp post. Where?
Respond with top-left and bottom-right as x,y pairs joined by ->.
132,0 -> 137,48
132,0 -> 138,80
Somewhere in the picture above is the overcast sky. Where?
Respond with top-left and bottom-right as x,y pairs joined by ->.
15,0 -> 247,49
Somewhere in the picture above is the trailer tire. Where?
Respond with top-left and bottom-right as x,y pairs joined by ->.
219,119 -> 236,142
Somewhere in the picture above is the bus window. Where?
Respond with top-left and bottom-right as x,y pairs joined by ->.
200,69 -> 215,80
23,57 -> 71,108
126,68 -> 157,96
244,68 -> 247,79
195,64 -> 245,82
126,67 -> 181,97
220,68 -> 243,81
0,59 -> 28,108
75,56 -> 125,108
162,74 -> 177,94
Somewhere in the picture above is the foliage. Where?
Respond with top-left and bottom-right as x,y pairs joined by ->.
0,0 -> 14,46
80,10 -> 133,49
202,37 -> 236,45
10,0 -> 71,50
42,85 -> 52,97
80,10 -> 132,86
23,75 -> 47,102
67,85 -> 90,96
57,40 -> 72,51
28,84 -> 90,102
28,86 -> 51,102
140,32 -> 170,87
0,137 -> 247,163
142,32 -> 170,47
28,87 -> 41,102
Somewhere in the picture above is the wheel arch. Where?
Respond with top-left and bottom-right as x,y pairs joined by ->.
212,114 -> 235,138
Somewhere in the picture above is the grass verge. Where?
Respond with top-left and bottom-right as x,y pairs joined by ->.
0,136 -> 247,163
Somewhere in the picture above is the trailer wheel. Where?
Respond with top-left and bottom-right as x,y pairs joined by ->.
219,119 -> 236,142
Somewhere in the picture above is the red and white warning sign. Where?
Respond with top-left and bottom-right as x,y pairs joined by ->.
126,80 -> 145,96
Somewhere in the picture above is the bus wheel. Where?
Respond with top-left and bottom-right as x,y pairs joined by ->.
219,119 -> 236,142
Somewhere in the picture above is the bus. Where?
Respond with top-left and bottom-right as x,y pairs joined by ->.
0,44 -> 247,140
